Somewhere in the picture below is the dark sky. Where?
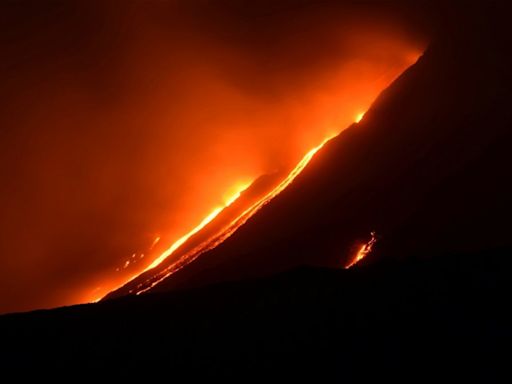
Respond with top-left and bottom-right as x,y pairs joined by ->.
0,0 -> 431,313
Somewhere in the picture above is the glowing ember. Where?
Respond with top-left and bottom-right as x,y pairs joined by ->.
149,236 -> 161,250
355,112 -> 365,123
345,231 -> 377,269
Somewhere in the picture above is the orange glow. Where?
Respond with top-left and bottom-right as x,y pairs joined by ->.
123,135 -> 335,296
355,112 -> 365,123
146,207 -> 223,270
239,136 -> 334,213
146,183 -> 251,271
345,231 -> 377,269
86,182 -> 253,302
149,236 -> 161,250
223,182 -> 252,206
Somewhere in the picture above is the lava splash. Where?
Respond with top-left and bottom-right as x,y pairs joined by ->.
345,231 -> 377,269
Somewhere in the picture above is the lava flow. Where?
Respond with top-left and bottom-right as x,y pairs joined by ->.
121,135 -> 335,296
104,84 -> 411,299
102,51 -> 423,300
345,231 -> 377,269
146,182 -> 249,271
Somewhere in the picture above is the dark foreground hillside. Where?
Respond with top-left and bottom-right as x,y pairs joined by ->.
108,4 -> 512,299
1,248 -> 510,379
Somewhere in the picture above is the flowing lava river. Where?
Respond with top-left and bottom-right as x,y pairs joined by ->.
105,135 -> 335,298
102,116 -> 373,300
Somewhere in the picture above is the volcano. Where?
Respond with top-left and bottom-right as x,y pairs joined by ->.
1,3 -> 511,379
105,5 -> 512,299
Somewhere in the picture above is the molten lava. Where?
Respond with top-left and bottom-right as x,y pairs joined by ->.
98,49 -> 423,302
119,136 -> 334,296
146,184 -> 250,271
345,231 -> 377,269
147,208 -> 223,270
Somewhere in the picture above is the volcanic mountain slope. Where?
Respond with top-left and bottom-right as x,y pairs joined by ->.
107,8 -> 512,299
1,6 -> 511,378
104,171 -> 284,297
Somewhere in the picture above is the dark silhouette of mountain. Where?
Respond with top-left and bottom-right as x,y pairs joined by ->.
1,249 -> 510,378
1,4 -> 511,378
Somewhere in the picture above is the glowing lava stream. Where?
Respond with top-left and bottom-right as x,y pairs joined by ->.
345,231 -> 377,269
145,185 -> 250,272
99,50 -> 426,300
105,106 -> 378,298
122,135 -> 335,296
146,208 -> 223,271
102,108 -> 375,299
